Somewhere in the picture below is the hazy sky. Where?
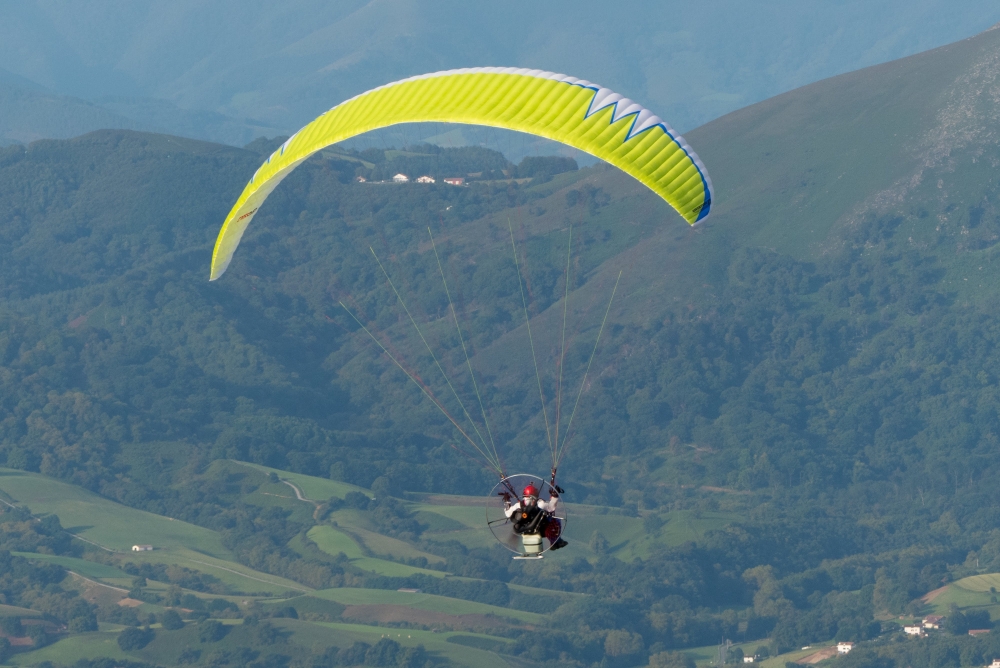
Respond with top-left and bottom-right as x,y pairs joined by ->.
1,1 -> 999,143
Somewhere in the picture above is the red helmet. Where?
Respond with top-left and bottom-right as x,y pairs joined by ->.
522,484 -> 539,498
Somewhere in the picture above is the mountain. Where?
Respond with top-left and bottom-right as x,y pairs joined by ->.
4,22 -> 1000,667
0,69 -> 139,145
0,1 -> 999,142
0,68 -> 284,146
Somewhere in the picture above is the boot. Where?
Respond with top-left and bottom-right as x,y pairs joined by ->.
550,538 -> 568,550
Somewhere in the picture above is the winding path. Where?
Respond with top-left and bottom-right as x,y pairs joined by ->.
68,571 -> 129,593
281,479 -> 322,521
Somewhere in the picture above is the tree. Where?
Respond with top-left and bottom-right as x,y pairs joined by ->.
364,637 -> 401,666
117,626 -> 154,651
160,609 -> 184,631
198,619 -> 227,643
254,621 -> 283,645
0,616 -> 23,636
338,641 -> 371,665
604,629 -> 645,658
649,651 -> 696,668
398,645 -> 427,668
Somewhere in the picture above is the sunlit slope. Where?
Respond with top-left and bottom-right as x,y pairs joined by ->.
545,23 -> 1000,326
0,468 -> 310,594
688,24 -> 1000,260
0,468 -> 228,555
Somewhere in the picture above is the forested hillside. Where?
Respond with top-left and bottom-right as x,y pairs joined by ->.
3,23 -> 1000,668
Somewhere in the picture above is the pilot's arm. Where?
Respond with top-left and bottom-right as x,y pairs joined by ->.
504,500 -> 522,518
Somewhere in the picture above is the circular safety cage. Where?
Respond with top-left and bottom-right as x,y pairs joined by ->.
486,474 -> 568,558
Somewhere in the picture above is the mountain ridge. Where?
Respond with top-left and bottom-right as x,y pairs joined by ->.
2,1 -> 1000,144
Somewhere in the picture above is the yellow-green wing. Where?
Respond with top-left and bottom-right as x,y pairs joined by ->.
210,67 -> 713,280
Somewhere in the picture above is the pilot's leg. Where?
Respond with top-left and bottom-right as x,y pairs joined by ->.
545,517 -> 567,550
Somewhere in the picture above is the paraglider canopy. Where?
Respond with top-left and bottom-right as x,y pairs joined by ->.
209,67 -> 714,281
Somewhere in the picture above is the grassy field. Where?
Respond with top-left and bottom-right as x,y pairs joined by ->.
928,574 -> 1000,616
349,526 -> 446,565
0,467 -> 314,596
678,638 -> 830,667
125,546 -> 312,595
230,460 -> 373,501
950,573 -> 1000,593
8,631 -> 129,665
0,468 -> 230,558
0,604 -> 40,618
308,525 -> 365,559
307,526 -> 447,578
12,552 -> 131,579
410,500 -> 497,550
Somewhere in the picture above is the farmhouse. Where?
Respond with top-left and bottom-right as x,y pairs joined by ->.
443,177 -> 464,185
355,175 -> 367,182
904,625 -> 924,636
392,173 -> 409,183
742,656 -> 755,663
416,175 -> 435,183
837,642 -> 854,654
131,545 -> 153,552
923,615 -> 945,629
970,629 -> 991,637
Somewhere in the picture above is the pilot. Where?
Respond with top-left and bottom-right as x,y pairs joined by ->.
504,483 -> 567,550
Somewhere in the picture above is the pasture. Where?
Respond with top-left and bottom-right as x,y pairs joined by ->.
8,631 -> 129,665
928,574 -> 1000,617
307,526 -> 447,578
229,460 -> 372,501
0,468 -> 230,558
12,552 -> 131,580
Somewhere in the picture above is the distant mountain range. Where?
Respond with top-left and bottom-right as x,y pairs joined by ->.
1,1 -> 998,147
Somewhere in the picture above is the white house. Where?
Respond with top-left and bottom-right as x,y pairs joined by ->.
392,173 -> 409,183
988,659 -> 1000,668
837,642 -> 854,654
923,615 -> 945,629
416,175 -> 435,183
131,545 -> 153,552
355,175 -> 367,183
742,657 -> 755,663
904,625 -> 924,636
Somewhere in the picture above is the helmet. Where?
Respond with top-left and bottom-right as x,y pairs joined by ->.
522,484 -> 539,498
